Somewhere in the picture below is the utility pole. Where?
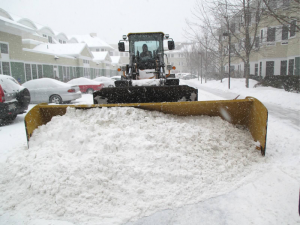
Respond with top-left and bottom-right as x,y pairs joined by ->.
223,32 -> 231,89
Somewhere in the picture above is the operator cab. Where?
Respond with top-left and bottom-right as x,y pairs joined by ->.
118,32 -> 175,81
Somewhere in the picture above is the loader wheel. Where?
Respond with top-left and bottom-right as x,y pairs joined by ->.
49,95 -> 62,104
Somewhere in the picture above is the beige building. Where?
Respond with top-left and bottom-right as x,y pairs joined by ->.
0,8 -> 121,84
222,0 -> 300,77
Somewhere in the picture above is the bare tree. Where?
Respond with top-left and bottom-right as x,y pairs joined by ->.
261,0 -> 300,32
185,1 -> 227,81
186,0 -> 265,88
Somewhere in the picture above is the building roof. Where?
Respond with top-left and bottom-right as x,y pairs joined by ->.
92,51 -> 111,63
33,43 -> 92,58
0,13 -> 35,35
70,34 -> 114,50
111,56 -> 121,65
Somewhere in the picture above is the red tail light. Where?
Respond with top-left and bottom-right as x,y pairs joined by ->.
68,89 -> 75,93
0,85 -> 5,103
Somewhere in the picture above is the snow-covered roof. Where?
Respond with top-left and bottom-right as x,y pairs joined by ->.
92,51 -> 110,62
69,34 -> 114,49
0,8 -> 14,20
54,31 -> 68,40
17,18 -> 38,30
33,43 -> 91,57
0,13 -> 35,34
111,56 -> 121,65
68,37 -> 79,43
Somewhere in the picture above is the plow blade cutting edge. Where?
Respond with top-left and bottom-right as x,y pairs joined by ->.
93,85 -> 198,104
24,97 -> 268,155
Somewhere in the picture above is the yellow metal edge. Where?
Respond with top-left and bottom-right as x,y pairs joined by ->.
24,97 -> 268,156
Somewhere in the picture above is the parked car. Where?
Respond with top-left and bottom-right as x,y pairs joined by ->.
0,75 -> 30,125
93,76 -> 115,87
182,74 -> 198,80
111,75 -> 122,81
67,77 -> 104,94
22,78 -> 81,104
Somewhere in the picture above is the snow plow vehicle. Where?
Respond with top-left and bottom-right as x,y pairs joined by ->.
93,32 -> 198,104
23,32 -> 268,156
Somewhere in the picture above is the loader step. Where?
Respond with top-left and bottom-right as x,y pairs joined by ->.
93,85 -> 198,104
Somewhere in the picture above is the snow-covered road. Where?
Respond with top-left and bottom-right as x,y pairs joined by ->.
0,79 -> 299,225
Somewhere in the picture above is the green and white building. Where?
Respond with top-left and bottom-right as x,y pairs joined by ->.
0,8 -> 121,84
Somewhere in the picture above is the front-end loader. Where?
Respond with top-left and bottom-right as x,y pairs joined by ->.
24,32 -> 268,156
93,32 -> 198,104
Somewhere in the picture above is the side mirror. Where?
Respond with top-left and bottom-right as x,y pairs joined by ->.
118,42 -> 125,52
168,41 -> 175,50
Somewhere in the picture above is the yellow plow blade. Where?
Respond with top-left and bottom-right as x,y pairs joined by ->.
25,96 -> 268,155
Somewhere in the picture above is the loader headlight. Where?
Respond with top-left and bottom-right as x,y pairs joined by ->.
122,35 -> 127,40
165,34 -> 169,39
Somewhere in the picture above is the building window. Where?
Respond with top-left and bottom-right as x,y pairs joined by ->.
290,21 -> 296,37
280,61 -> 287,75
0,43 -> 8,54
38,65 -> 43,78
282,25 -> 289,40
25,64 -> 31,81
266,61 -> 274,76
63,41 -> 66,44
96,49 -> 99,52
48,36 -> 53,43
2,62 -> 10,75
260,30 -> 263,42
59,40 -> 63,44
255,64 -> 258,76
267,27 -> 276,42
259,62 -> 262,77
288,59 -> 294,75
32,64 -> 37,79
42,34 -> 47,38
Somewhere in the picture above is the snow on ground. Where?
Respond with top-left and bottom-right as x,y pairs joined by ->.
0,107 -> 264,225
182,78 -> 300,110
0,80 -> 299,225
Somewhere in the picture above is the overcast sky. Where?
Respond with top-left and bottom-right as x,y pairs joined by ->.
1,0 -> 197,44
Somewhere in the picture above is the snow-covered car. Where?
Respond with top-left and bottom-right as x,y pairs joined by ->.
111,75 -> 122,81
67,77 -> 104,94
93,76 -> 115,87
182,74 -> 198,80
23,78 -> 81,104
0,75 -> 30,125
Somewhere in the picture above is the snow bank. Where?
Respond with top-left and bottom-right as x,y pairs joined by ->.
0,107 -> 264,224
196,78 -> 300,111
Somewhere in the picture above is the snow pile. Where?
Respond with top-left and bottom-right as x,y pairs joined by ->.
0,107 -> 264,224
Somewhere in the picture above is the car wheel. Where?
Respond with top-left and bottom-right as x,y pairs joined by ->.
86,88 -> 94,94
49,95 -> 62,104
16,88 -> 31,106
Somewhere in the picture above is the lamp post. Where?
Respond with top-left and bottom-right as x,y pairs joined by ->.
198,52 -> 202,84
223,32 -> 231,89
